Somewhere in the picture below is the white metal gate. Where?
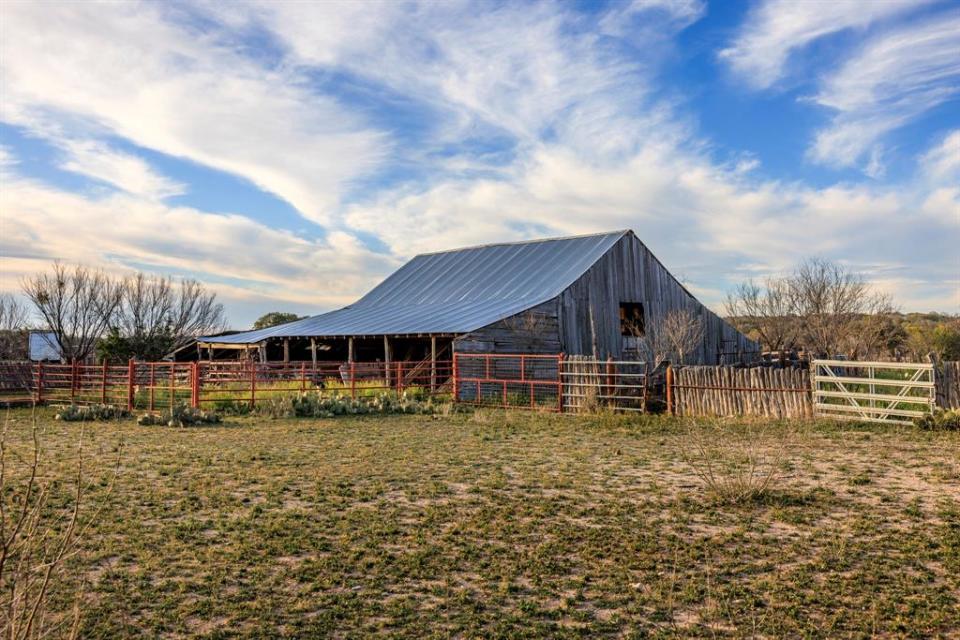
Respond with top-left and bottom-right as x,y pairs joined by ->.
812,359 -> 935,425
560,358 -> 648,413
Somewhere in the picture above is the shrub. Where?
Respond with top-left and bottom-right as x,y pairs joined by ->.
914,409 -> 960,431
254,390 -> 437,419
55,404 -> 131,422
138,403 -> 222,427
681,418 -> 795,505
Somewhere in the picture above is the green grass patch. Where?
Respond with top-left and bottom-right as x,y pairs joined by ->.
1,408 -> 958,638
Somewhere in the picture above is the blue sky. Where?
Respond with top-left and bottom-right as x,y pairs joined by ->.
1,0 -> 957,327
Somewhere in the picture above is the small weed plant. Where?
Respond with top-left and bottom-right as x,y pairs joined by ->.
55,404 -> 130,422
681,418 -> 796,505
914,409 -> 960,431
138,403 -> 222,427
255,390 -> 438,419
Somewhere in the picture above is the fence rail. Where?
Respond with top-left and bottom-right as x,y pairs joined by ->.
812,360 -> 935,425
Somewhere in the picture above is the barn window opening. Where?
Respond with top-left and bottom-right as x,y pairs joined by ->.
620,302 -> 645,336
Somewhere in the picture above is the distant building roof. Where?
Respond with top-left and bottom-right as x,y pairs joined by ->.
29,331 -> 61,361
202,230 -> 629,344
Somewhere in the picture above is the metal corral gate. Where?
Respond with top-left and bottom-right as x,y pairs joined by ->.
561,357 -> 648,413
812,359 -> 935,425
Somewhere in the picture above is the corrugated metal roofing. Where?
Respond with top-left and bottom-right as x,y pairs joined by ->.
202,230 -> 628,344
29,331 -> 61,361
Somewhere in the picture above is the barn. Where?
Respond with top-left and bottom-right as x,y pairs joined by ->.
197,230 -> 758,366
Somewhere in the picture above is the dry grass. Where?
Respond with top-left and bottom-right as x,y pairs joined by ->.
0,407 -> 957,638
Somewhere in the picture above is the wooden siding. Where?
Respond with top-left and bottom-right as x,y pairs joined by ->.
455,232 -> 759,364
556,233 -> 758,363
454,301 -> 561,354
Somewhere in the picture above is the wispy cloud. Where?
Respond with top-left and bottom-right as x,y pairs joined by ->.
0,0 -> 956,319
719,0 -> 926,89
0,1 -> 386,224
809,11 -> 960,171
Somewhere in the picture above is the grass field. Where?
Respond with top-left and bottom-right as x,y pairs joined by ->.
3,407 -> 959,638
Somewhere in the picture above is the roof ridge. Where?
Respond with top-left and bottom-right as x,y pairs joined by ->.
414,229 -> 629,257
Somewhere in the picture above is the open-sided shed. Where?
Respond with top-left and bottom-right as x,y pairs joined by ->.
197,230 -> 758,365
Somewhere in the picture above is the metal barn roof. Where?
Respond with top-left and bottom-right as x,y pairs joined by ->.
29,331 -> 61,361
203,230 -> 628,344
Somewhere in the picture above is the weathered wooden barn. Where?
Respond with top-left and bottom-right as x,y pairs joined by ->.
197,230 -> 758,365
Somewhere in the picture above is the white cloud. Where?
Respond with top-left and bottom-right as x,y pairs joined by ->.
0,164 -> 398,325
0,1 -> 386,224
720,0 -> 926,89
0,0 -> 956,318
808,12 -> 960,170
921,129 -> 960,182
58,139 -> 185,199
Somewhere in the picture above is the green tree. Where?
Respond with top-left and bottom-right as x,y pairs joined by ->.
253,312 -> 302,330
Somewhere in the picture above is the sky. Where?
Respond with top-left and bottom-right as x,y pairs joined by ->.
0,0 -> 958,328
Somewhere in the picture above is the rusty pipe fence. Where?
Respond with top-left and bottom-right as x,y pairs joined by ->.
28,359 -> 454,411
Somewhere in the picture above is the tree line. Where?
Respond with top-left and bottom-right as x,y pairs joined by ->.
725,258 -> 960,361
0,263 -> 226,362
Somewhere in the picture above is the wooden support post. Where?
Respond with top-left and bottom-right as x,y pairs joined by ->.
430,336 -> 437,393
191,362 -> 199,409
208,346 -> 213,362
384,336 -> 391,387
259,342 -> 266,363
283,338 -> 290,364
310,338 -> 318,367
666,364 -> 674,416
347,337 -> 354,363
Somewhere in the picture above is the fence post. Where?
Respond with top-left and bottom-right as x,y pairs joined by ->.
249,362 -> 256,409
126,358 -> 135,411
70,360 -> 78,403
452,354 -> 459,405
666,364 -> 674,416
101,360 -> 108,404
149,363 -> 155,412
191,362 -> 200,409
300,362 -> 306,394
557,353 -> 564,413
35,362 -> 44,404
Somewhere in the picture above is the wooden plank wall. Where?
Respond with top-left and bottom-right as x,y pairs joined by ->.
936,361 -> 960,409
454,301 -> 561,355
556,233 -> 760,363
673,366 -> 812,419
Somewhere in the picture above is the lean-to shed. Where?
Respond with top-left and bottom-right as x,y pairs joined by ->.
198,230 -> 758,365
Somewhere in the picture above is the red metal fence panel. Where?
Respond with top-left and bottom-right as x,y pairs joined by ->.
453,353 -> 563,411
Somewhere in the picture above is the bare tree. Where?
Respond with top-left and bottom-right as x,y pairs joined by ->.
638,308 -> 704,366
0,295 -> 30,360
724,278 -> 797,354
788,258 -> 896,358
108,274 -> 225,360
0,295 -> 28,333
502,309 -> 551,352
21,264 -> 123,363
